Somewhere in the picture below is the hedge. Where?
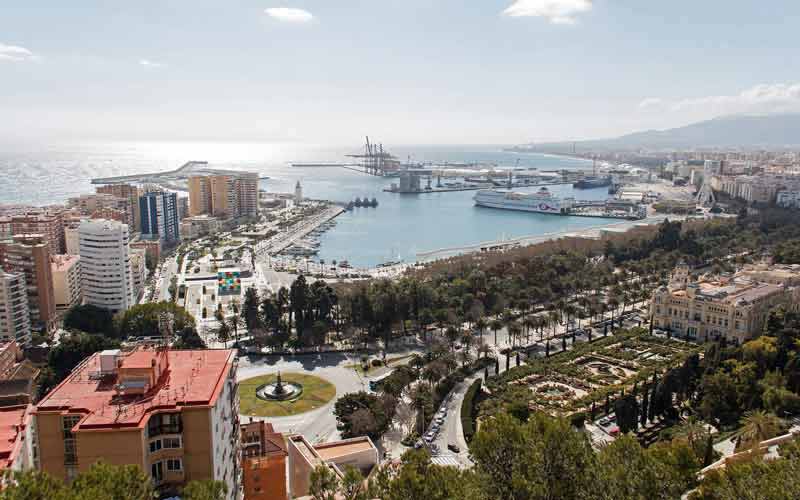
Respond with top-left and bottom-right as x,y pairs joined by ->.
461,379 -> 483,442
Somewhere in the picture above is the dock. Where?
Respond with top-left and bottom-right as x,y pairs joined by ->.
384,180 -> 573,194
254,205 -> 345,257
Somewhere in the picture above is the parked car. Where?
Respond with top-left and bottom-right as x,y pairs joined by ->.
447,443 -> 460,453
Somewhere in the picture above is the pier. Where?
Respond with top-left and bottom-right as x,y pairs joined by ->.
255,205 -> 345,257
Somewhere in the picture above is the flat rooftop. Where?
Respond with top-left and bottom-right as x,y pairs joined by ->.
314,438 -> 375,461
35,348 -> 235,430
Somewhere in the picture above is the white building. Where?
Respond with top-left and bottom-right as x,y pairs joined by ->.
777,190 -> 800,209
78,219 -> 134,313
64,223 -> 81,255
51,254 -> 81,311
0,270 -> 31,345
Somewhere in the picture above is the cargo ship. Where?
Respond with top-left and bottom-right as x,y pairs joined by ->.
573,175 -> 612,189
473,188 -> 573,215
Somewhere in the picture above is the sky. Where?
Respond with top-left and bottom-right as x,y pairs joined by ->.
2,0 -> 800,146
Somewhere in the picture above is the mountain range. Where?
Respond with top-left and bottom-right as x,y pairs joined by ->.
515,113 -> 800,152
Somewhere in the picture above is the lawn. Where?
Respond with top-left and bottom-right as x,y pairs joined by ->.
238,372 -> 336,417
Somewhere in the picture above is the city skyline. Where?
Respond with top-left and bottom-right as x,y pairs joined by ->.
2,1 -> 800,145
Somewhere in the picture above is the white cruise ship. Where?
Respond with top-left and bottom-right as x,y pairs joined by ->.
474,187 -> 574,215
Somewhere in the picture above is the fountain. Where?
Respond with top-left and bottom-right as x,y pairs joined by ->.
256,371 -> 303,401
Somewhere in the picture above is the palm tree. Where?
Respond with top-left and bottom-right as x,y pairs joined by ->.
475,317 -> 487,343
507,321 -> 522,349
522,316 -> 536,345
490,318 -> 503,347
736,410 -> 782,451
461,332 -> 474,360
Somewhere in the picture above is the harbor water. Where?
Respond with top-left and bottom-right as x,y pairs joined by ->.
0,141 -> 616,268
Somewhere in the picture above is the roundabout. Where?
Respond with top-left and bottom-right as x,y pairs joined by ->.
239,372 -> 337,417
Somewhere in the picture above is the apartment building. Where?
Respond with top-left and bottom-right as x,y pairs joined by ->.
2,212 -> 64,255
51,255 -> 81,311
96,184 -> 141,230
0,271 -> 30,345
241,421 -> 288,500
177,197 -> 189,220
33,347 -> 239,498
139,191 -> 180,244
650,262 -> 800,345
130,248 -> 147,301
0,405 -> 34,474
68,194 -> 133,227
0,234 -> 56,333
78,219 -> 134,313
287,435 -> 378,499
189,173 -> 259,219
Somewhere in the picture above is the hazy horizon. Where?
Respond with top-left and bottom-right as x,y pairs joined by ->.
3,1 -> 800,146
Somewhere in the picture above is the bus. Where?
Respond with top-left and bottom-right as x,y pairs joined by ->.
368,370 -> 395,392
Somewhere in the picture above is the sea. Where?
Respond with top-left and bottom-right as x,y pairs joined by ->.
0,141 -> 615,268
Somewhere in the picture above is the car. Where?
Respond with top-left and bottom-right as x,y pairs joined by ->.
598,418 -> 609,426
447,444 -> 461,453
424,435 -> 434,443
435,417 -> 445,424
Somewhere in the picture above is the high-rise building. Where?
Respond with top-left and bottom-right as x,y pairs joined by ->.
237,172 -> 259,217
210,175 -> 237,218
176,196 -> 189,220
129,248 -> 147,300
188,176 -> 212,217
34,347 -> 239,498
0,234 -> 56,333
96,184 -> 141,230
68,194 -> 133,227
78,219 -> 134,313
0,271 -> 31,345
188,173 -> 259,219
63,223 -> 81,256
139,191 -> 180,244
51,255 -> 81,311
6,212 -> 64,255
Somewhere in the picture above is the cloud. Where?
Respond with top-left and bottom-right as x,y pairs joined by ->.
502,0 -> 592,25
638,98 -> 664,110
264,7 -> 313,23
139,59 -> 166,68
0,43 -> 37,62
643,83 -> 800,114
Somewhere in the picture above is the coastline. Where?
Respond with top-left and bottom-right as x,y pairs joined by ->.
415,214 -> 685,262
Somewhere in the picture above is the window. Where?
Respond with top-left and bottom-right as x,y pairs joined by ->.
167,458 -> 182,472
149,440 -> 162,453
163,437 -> 181,449
151,461 -> 163,482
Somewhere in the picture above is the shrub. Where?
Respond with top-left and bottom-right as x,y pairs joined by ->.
462,379 -> 482,442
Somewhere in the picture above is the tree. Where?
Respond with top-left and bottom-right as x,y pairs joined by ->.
116,302 -> 195,339
370,449 -> 478,500
334,392 -> 391,440
182,480 -> 229,500
216,318 -> 231,347
309,464 -> 340,500
172,326 -> 206,349
490,318 -> 503,346
168,275 -> 179,302
63,304 -> 117,337
469,412 -> 596,500
242,286 -> 261,330
736,410 -> 782,451
45,332 -> 120,389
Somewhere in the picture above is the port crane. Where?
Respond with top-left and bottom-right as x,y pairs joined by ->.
346,136 -> 400,176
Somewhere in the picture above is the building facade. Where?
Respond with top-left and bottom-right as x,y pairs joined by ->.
4,212 -> 64,255
96,184 -> 141,230
51,255 -> 81,311
0,234 -> 56,333
33,347 -> 240,498
189,174 -> 259,219
139,191 -> 180,244
650,263 -> 800,345
78,219 -> 134,313
0,271 -> 30,345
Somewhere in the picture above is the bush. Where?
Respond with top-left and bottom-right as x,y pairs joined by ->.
570,411 -> 586,428
371,359 -> 383,367
462,379 -> 482,442
401,432 -> 420,447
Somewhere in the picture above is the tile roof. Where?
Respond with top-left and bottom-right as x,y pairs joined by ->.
35,348 -> 235,431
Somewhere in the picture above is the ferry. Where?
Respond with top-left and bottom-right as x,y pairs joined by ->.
473,187 -> 574,215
